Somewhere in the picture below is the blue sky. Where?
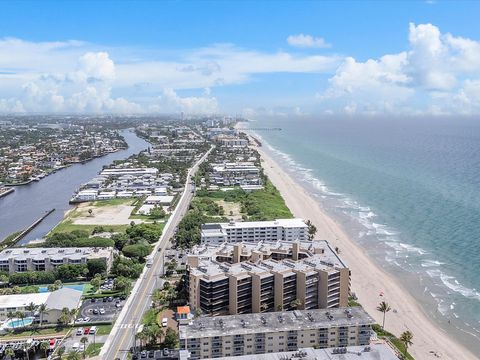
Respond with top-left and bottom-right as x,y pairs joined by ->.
0,0 -> 479,115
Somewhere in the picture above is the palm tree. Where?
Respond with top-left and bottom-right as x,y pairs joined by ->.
57,346 -> 66,360
4,347 -> 14,360
400,330 -> 413,355
376,301 -> 391,330
6,311 -> 15,324
40,341 -> 50,358
22,342 -> 30,360
25,302 -> 38,316
80,336 -> 89,359
15,310 -> 26,329
38,303 -> 48,326
67,351 -> 81,360
136,330 -> 149,349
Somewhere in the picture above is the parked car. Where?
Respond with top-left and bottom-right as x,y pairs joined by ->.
84,327 -> 90,335
89,326 -> 97,335
83,316 -> 91,322
76,328 -> 83,336
161,318 -> 168,327
72,343 -> 80,350
92,309 -> 99,315
99,308 -> 106,315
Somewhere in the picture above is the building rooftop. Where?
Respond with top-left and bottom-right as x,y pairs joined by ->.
0,292 -> 50,309
0,247 -> 113,260
45,287 -> 82,311
179,307 -> 374,339
206,344 -> 399,360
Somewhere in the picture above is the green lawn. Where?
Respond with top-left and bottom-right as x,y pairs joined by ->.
0,326 -> 68,339
48,220 -> 128,235
96,324 -> 113,336
92,198 -> 137,207
372,324 -> 415,360
86,342 -> 104,357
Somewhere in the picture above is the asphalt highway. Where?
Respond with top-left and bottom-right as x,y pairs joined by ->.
101,146 -> 213,360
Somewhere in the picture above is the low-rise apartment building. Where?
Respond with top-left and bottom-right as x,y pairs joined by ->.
209,162 -> 261,187
0,247 -> 114,273
179,307 -> 373,359
186,240 -> 350,316
0,288 -> 83,323
202,343 -> 400,360
201,219 -> 308,245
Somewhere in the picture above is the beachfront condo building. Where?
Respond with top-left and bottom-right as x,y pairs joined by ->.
200,219 -> 308,245
179,307 -> 373,359
186,240 -> 350,316
196,344 -> 400,360
0,247 -> 114,273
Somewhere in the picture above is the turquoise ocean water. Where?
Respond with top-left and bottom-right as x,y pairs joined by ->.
247,116 -> 480,354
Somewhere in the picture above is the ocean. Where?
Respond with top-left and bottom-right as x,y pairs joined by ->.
247,116 -> 480,354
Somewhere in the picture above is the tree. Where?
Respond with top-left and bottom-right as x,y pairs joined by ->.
150,206 -> 166,219
58,307 -> 73,326
122,243 -> 151,260
40,341 -> 50,358
15,310 -> 26,329
90,274 -> 103,291
88,209 -> 93,217
4,347 -> 15,359
57,346 -> 66,359
114,276 -> 132,293
87,259 -> 107,277
400,330 -> 413,355
376,301 -> 391,330
67,351 -> 81,360
48,279 -> 63,292
305,219 -> 317,240
38,303 -> 48,326
145,324 -> 163,345
25,302 -> 38,316
163,328 -> 178,349
260,303 -> 269,312
136,330 -> 148,349
80,336 -> 89,358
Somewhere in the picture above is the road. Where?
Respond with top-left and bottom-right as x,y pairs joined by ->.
101,145 -> 213,360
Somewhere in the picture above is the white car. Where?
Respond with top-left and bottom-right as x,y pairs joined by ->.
83,317 -> 91,322
161,318 -> 168,327
72,342 -> 80,350
76,328 -> 83,336
99,308 -> 106,315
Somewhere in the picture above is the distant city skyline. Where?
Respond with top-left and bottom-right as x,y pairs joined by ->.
1,0 -> 479,116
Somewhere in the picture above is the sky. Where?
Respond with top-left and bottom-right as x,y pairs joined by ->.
0,0 -> 480,116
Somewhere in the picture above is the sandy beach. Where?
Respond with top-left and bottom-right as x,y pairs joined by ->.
249,137 -> 477,360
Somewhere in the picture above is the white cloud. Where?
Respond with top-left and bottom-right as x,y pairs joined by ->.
317,23 -> 480,114
287,34 -> 331,48
149,88 -> 218,114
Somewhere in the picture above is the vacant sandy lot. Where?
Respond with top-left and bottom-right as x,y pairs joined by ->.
215,199 -> 243,220
72,203 -> 144,225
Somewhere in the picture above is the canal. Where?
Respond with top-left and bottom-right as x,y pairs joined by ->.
0,129 -> 150,244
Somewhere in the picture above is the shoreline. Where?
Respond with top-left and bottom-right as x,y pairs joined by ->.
246,133 -> 477,360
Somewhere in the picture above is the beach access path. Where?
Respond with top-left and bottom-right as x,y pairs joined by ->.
250,139 -> 477,360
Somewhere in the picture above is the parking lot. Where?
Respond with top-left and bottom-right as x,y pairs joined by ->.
61,326 -> 110,353
78,296 -> 126,322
